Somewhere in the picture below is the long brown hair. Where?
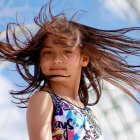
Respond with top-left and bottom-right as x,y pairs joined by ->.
0,1 -> 140,107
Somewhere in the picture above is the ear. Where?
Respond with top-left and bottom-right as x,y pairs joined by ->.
81,55 -> 89,67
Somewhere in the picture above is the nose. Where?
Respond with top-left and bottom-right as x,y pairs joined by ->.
52,53 -> 66,64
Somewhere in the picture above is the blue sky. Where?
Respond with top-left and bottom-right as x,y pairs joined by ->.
0,0 -> 140,140
1,0 -> 140,100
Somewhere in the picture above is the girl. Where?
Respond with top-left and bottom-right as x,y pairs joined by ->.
0,1 -> 140,140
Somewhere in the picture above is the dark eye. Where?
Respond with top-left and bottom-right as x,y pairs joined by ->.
64,50 -> 73,54
46,51 -> 52,54
42,51 -> 52,55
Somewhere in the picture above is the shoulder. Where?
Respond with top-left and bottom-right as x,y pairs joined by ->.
27,90 -> 53,107
86,106 -> 99,118
26,91 -> 54,139
26,90 -> 53,123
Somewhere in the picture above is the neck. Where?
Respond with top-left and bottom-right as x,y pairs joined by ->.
47,74 -> 81,99
49,81 -> 79,99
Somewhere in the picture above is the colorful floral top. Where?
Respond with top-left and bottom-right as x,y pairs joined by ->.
49,92 -> 104,140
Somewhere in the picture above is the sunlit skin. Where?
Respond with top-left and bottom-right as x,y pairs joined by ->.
39,36 -> 89,101
26,36 -> 89,140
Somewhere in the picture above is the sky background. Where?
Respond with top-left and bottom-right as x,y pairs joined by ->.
0,0 -> 140,140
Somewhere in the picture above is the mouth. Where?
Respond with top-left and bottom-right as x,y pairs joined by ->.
50,68 -> 66,70
47,68 -> 69,78
47,75 -> 71,78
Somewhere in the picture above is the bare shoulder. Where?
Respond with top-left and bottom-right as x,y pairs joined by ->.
27,90 -> 53,107
26,91 -> 54,140
26,90 -> 53,123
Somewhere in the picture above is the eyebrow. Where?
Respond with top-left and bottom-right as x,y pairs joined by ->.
41,45 -> 70,48
41,45 -> 51,48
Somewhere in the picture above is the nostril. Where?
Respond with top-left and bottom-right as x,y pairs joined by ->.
53,57 -> 62,63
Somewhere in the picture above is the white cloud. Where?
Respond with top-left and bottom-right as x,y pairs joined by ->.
0,75 -> 28,140
0,74 -> 14,104
104,0 -> 137,21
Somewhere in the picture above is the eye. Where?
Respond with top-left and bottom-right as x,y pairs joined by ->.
46,51 -> 52,54
42,51 -> 52,55
64,50 -> 73,54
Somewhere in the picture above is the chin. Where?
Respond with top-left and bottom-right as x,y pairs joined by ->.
50,77 -> 69,82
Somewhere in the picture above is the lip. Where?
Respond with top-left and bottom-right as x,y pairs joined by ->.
50,68 -> 66,70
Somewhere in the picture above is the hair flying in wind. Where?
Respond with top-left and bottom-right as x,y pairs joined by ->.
0,0 -> 140,107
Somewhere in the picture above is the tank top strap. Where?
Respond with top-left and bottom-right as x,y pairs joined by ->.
40,89 -> 58,103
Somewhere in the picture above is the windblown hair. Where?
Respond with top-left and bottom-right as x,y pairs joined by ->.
0,1 -> 140,107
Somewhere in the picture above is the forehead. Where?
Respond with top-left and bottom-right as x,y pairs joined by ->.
41,35 -> 75,48
40,35 -> 82,53
42,36 -> 60,46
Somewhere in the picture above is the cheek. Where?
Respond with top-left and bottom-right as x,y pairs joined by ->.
68,55 -> 82,68
39,59 -> 50,74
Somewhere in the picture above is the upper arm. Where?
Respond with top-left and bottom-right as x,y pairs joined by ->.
26,91 -> 53,140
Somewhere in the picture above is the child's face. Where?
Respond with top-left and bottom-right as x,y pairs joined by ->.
39,36 -> 89,82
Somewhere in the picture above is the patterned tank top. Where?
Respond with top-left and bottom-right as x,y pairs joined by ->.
49,91 -> 104,140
